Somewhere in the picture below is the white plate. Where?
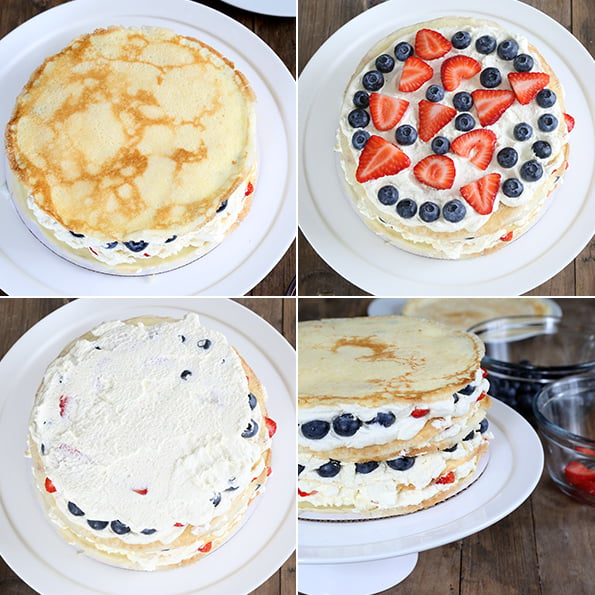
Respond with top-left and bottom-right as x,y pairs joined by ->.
0,298 -> 296,594
298,398 -> 543,563
299,0 -> 595,296
0,0 -> 295,296
220,0 -> 295,18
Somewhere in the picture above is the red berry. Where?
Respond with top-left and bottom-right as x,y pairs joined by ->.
576,446 -> 595,456
440,55 -> 481,92
436,471 -> 455,484
411,408 -> 430,418
398,56 -> 433,92
133,488 -> 148,495
59,395 -> 69,417
418,99 -> 456,142
265,417 -> 277,438
564,113 -> 575,133
451,129 -> 497,171
266,466 -> 272,477
245,182 -> 254,196
460,173 -> 501,215
413,155 -> 456,190
356,135 -> 411,183
472,90 -> 515,126
564,461 -> 595,495
369,93 -> 409,130
298,488 -> 318,497
500,231 -> 513,242
198,541 -> 212,553
476,392 -> 487,402
45,477 -> 57,493
508,72 -> 550,105
415,29 -> 452,60
174,522 -> 185,527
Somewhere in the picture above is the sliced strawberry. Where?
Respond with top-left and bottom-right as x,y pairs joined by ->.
45,477 -> 57,493
266,466 -> 273,476
472,90 -> 515,126
59,394 -> 69,417
265,417 -> 277,438
577,446 -> 595,456
418,100 -> 456,142
245,182 -> 254,196
436,471 -> 455,484
198,542 -> 212,553
174,522 -> 185,527
500,231 -> 513,241
356,135 -> 411,183
451,129 -> 497,170
411,408 -> 430,418
441,55 -> 481,92
565,461 -> 595,495
413,155 -> 455,190
298,488 -> 318,497
477,392 -> 487,402
460,173 -> 501,215
398,56 -> 433,92
133,488 -> 148,495
415,28 -> 452,60
508,72 -> 550,105
369,93 -> 409,130
564,113 -> 575,133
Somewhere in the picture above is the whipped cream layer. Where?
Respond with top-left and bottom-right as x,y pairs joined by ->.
338,19 -> 568,246
299,369 -> 488,451
29,314 -> 269,539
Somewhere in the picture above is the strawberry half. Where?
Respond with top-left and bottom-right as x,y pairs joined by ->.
460,173 -> 501,215
441,55 -> 481,92
508,72 -> 550,105
265,417 -> 277,438
564,461 -> 595,495
472,90 -> 515,126
399,56 -> 433,92
564,113 -> 575,132
418,99 -> 456,142
45,477 -> 57,493
413,155 -> 455,190
415,28 -> 452,60
369,93 -> 409,130
451,129 -> 497,170
577,446 -> 595,456
356,135 -> 411,183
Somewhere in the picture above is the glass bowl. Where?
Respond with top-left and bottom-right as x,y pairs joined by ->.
534,375 -> 595,504
468,316 -> 595,420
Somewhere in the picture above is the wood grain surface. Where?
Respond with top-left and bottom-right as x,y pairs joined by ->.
0,0 -> 296,297
297,0 -> 595,297
0,297 -> 296,595
297,297 -> 594,595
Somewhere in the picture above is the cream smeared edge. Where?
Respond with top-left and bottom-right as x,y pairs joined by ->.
29,314 -> 270,561
299,368 -> 488,451
338,22 -> 568,254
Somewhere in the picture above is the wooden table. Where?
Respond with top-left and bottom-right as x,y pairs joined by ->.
0,0 -> 296,297
298,0 -> 595,296
0,298 -> 296,595
297,297 -> 594,595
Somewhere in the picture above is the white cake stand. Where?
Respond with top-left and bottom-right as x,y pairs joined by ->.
298,399 -> 543,595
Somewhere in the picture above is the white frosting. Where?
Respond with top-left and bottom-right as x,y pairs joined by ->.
338,22 -> 568,254
29,314 -> 270,545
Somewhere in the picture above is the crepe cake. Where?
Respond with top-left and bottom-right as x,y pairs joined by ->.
403,297 -> 558,331
5,26 -> 257,273
298,315 -> 492,516
337,17 -> 573,259
27,313 -> 276,570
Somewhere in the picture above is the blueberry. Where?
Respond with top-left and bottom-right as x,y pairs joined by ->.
242,419 -> 259,438
395,124 -> 417,145
426,84 -> 445,102
248,392 -> 257,410
453,91 -> 473,112
431,136 -> 450,155
396,199 -> 417,219
532,141 -> 552,159
68,501 -> 84,516
377,185 -> 399,206
355,461 -> 379,474
497,147 -> 518,168
141,528 -> 157,535
348,109 -> 370,129
419,202 -> 440,222
353,90 -> 370,108
536,89 -> 556,108
180,370 -> 192,381
387,456 -> 415,471
198,339 -> 211,350
514,53 -> 534,72
479,418 -> 489,433
111,520 -> 130,535
394,41 -> 413,61
352,130 -> 370,150
451,31 -> 471,49
462,430 -> 475,441
459,385 -> 475,395
301,420 -> 330,440
497,39 -> 519,60
476,35 -> 496,54
375,53 -> 395,73
520,160 -> 543,181
443,444 -> 458,453
165,235 -> 177,243
455,113 -> 475,131
87,520 -> 108,530
179,335 -> 186,343
362,70 -> 384,91
367,412 -> 395,427
513,122 -> 533,141
298,464 -> 305,475
453,393 -> 459,403
502,178 -> 524,198
443,199 -> 466,223
216,201 -> 227,213
210,492 -> 221,507
69,231 -> 85,238
538,113 -> 558,132
104,241 -> 118,249
41,443 -> 46,455
480,67 -> 501,88
317,460 -> 341,478
333,413 -> 361,437
125,241 -> 149,253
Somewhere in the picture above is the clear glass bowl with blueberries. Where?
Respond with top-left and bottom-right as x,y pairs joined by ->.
533,374 -> 595,504
468,316 -> 595,421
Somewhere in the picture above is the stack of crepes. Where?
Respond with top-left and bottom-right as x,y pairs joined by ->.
298,315 -> 492,516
